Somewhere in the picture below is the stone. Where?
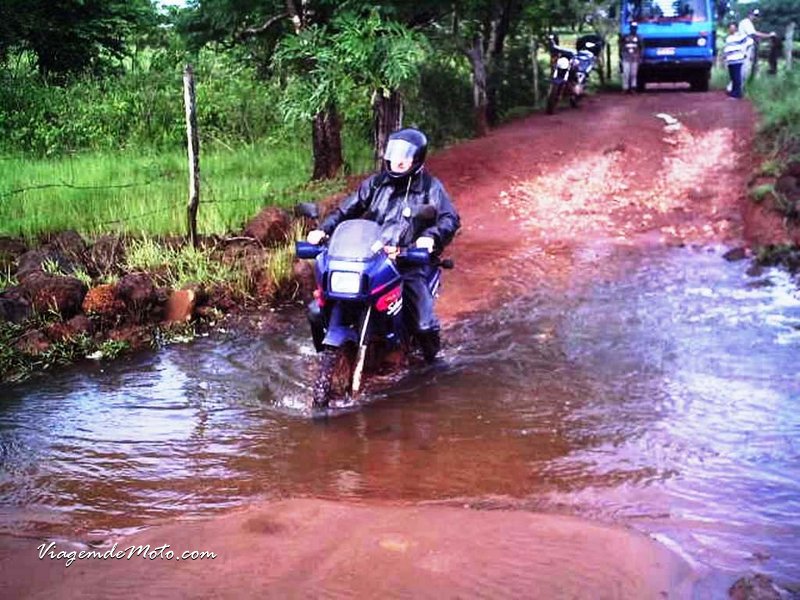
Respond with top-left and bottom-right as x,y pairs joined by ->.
86,235 -> 125,277
22,272 -> 87,318
292,259 -> 316,297
14,329 -> 51,355
775,175 -> 798,194
48,230 -> 86,264
723,247 -> 748,262
243,207 -> 291,246
108,325 -> 152,350
0,237 -> 27,271
117,272 -> 157,310
0,287 -> 32,323
784,160 -> 800,179
164,289 -> 197,323
16,250 -> 53,282
729,574 -> 782,600
66,314 -> 93,336
82,284 -> 124,317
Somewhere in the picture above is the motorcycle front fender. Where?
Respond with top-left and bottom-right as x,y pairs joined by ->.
321,303 -> 359,348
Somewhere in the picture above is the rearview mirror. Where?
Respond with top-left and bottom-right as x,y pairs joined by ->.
294,202 -> 319,220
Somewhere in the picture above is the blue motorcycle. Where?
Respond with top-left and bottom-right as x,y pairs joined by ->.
546,35 -> 600,114
295,204 -> 453,409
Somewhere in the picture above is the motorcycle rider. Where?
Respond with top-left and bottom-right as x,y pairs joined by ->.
306,127 -> 460,362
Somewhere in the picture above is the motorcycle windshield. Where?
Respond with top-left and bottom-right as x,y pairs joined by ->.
328,219 -> 381,261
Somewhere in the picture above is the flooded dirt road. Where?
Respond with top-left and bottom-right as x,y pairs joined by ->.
2,91 -> 800,597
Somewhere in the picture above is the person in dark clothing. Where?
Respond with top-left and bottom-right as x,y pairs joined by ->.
620,21 -> 644,93
306,127 -> 460,362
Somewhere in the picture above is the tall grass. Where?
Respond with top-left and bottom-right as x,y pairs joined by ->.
748,67 -> 800,156
0,136 -> 372,239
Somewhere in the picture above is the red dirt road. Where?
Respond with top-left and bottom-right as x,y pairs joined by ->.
432,89 -> 760,321
1,90 -> 770,598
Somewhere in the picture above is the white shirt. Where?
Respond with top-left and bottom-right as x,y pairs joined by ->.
739,17 -> 757,38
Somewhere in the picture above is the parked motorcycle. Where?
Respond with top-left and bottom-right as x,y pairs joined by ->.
545,35 -> 599,114
295,203 -> 453,410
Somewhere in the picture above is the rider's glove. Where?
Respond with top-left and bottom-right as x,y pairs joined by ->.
415,236 -> 435,252
307,229 -> 326,245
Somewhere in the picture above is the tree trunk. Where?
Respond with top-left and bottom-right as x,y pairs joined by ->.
311,106 -> 343,180
372,89 -> 404,170
786,23 -> 795,70
467,37 -> 490,137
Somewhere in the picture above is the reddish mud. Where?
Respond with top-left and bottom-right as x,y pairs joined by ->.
0,91 -> 770,598
1,498 -> 695,599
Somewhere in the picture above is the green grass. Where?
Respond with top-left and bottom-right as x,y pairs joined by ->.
0,135 -> 372,240
124,236 -> 244,291
748,67 -> 800,156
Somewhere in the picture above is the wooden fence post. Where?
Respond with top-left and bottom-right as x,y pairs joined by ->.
786,23 -> 795,71
183,64 -> 200,248
530,35 -> 540,105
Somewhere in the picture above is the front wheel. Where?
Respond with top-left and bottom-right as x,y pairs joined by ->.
545,83 -> 562,115
313,345 -> 356,408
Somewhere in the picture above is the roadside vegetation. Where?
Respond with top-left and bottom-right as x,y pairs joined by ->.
14,0 -> 795,380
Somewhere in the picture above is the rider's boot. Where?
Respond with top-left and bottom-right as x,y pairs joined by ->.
417,328 -> 441,364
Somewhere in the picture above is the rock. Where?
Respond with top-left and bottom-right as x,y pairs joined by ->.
14,329 -> 51,355
207,284 -> 239,311
86,235 -> 125,277
82,284 -> 124,318
784,160 -> 800,179
16,250 -> 54,282
0,287 -> 32,323
108,324 -> 152,350
0,237 -> 27,271
723,247 -> 748,262
66,314 -> 93,336
775,175 -> 798,195
292,259 -> 316,297
164,289 -> 197,323
48,230 -> 87,265
688,188 -> 715,202
243,207 -> 291,247
603,142 -> 626,155
22,272 -> 87,318
116,272 -> 157,310
729,574 -> 782,600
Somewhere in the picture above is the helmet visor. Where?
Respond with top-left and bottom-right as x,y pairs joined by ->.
383,138 -> 417,163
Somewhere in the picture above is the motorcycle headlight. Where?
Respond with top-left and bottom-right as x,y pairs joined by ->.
697,37 -> 707,47
330,271 -> 361,294
556,56 -> 570,70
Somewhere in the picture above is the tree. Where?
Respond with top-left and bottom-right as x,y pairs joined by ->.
0,0 -> 157,78
449,0 -> 523,136
332,10 -> 427,166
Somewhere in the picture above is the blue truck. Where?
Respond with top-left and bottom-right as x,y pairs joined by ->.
619,0 -> 717,91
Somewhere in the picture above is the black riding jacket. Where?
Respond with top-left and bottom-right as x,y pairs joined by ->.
320,170 -> 460,252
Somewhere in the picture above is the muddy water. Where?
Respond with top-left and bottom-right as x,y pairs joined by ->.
2,242 -> 800,588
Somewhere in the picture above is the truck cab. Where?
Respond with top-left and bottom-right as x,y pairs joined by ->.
620,0 -> 716,91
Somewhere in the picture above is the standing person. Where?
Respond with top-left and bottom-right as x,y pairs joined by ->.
739,8 -> 776,80
306,127 -> 460,363
620,21 -> 643,93
724,22 -> 749,99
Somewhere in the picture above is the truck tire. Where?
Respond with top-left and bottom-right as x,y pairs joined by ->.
690,69 -> 710,92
